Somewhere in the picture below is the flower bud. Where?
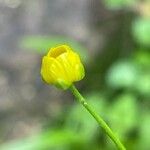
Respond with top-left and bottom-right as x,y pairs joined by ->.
41,45 -> 85,89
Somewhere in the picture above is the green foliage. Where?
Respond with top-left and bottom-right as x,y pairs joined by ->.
20,36 -> 89,62
0,93 -> 107,150
0,130 -> 85,150
106,60 -> 139,89
104,47 -> 150,149
107,93 -> 138,140
134,73 -> 150,97
104,0 -> 150,47
132,18 -> 150,47
134,50 -> 150,67
65,93 -> 106,140
104,0 -> 136,9
138,113 -> 150,149
133,50 -> 150,97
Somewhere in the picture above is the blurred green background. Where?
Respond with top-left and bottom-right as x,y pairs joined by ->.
0,0 -> 149,150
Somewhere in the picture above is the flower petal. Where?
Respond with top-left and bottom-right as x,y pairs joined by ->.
48,45 -> 71,58
41,56 -> 54,83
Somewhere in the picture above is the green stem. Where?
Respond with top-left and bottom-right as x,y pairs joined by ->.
69,84 -> 126,150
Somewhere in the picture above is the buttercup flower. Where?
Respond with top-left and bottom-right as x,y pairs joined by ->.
40,45 -> 126,150
41,45 -> 85,89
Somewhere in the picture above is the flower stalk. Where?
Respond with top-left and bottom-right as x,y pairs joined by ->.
69,84 -> 126,150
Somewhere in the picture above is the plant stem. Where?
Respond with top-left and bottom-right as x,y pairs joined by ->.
69,84 -> 126,150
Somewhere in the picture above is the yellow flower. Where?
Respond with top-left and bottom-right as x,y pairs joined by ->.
41,45 -> 85,89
